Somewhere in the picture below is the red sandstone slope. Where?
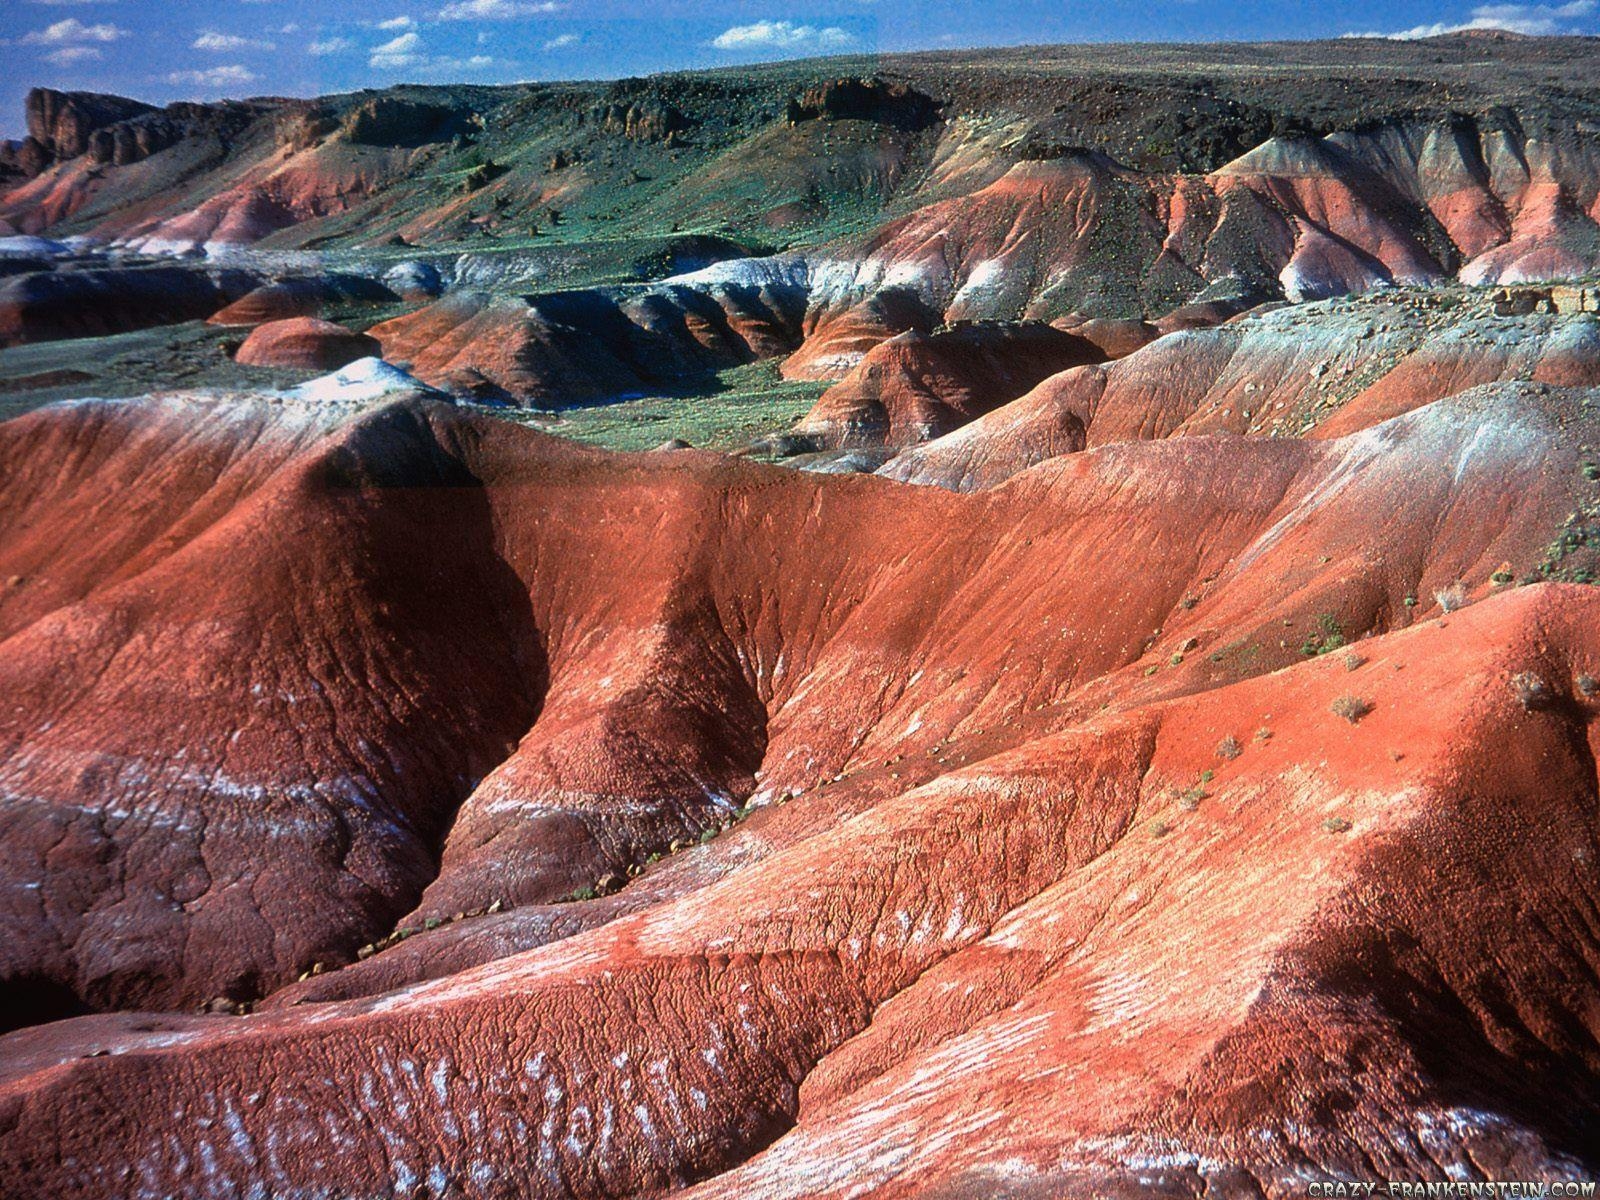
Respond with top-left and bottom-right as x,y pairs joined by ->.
0,398 -> 550,1016
234,316 -> 380,370
1,380 -> 1599,1195
884,292 -> 1600,490
3,583 -> 1599,1196
790,321 -> 1104,449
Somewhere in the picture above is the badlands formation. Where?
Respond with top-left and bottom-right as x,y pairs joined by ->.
1,31 -> 1600,1200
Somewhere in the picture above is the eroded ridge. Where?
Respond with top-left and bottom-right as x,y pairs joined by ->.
0,379 -> 1598,1195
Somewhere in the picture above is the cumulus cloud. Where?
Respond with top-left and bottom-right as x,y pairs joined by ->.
368,30 -> 495,72
370,30 -> 426,67
710,19 -> 854,52
377,15 -> 417,29
166,64 -> 260,86
21,18 -> 127,45
44,45 -> 103,64
543,32 -> 580,49
1346,0 -> 1595,37
308,36 -> 353,55
193,31 -> 276,51
436,0 -> 562,19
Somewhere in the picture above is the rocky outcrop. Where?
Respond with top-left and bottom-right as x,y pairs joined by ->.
0,138 -> 52,186
24,89 -> 156,166
274,105 -> 341,155
1,382 -> 1600,1193
233,317 -> 381,369
340,97 -> 470,147
0,90 -> 158,185
786,77 -> 942,131
589,95 -> 690,143
381,259 -> 444,300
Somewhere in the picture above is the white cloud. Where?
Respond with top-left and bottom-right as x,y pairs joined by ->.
279,22 -> 301,34
193,31 -> 275,51
436,0 -> 562,19
370,30 -> 426,67
1346,0 -> 1595,37
377,15 -> 416,29
21,18 -> 127,45
308,36 -> 353,55
166,64 -> 260,87
367,29 -> 496,72
45,45 -> 103,64
543,32 -> 580,49
27,0 -> 115,6
710,19 -> 854,52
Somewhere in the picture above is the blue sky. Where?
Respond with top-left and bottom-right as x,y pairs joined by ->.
2,0 -> 1597,140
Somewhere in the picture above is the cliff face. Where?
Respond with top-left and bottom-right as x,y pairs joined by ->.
24,89 -> 156,163
0,90 -> 153,185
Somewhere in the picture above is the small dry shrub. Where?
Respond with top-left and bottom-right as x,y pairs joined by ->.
1216,735 -> 1241,760
1331,695 -> 1372,723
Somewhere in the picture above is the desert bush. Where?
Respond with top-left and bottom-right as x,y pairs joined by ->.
1331,695 -> 1372,723
1322,816 -> 1352,833
1301,612 -> 1347,656
1434,582 -> 1467,612
1217,735 -> 1241,760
